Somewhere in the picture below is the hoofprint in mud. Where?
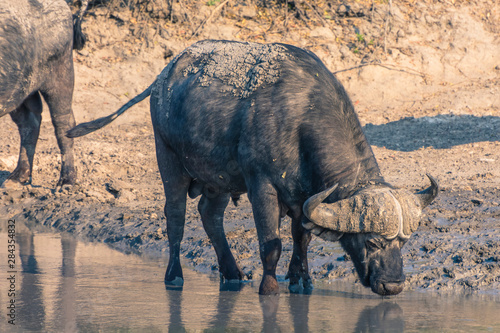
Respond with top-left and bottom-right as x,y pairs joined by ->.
0,0 -> 86,187
68,40 -> 438,296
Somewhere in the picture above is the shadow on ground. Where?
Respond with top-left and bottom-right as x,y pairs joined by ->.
364,115 -> 500,152
0,171 -> 9,186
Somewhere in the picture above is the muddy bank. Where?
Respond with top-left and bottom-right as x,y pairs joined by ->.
1,144 -> 499,294
1,0 -> 499,294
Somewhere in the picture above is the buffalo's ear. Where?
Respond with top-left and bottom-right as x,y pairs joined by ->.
416,174 -> 439,208
302,221 -> 344,242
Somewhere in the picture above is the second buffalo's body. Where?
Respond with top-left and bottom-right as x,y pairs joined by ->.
0,0 -> 87,187
69,40 -> 438,296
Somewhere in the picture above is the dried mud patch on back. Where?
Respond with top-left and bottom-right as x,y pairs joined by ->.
184,40 -> 290,98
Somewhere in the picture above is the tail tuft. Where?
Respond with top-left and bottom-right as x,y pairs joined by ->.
72,0 -> 89,50
66,115 -> 115,138
73,17 -> 86,50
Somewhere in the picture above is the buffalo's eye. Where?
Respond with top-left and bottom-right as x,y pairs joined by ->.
366,238 -> 384,251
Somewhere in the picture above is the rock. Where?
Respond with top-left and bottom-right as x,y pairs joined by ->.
0,156 -> 17,170
239,5 -> 257,19
105,179 -> 134,199
337,4 -> 350,17
471,198 -> 483,206
339,45 -> 352,59
84,189 -> 114,203
1,179 -> 24,190
310,27 -> 336,39
337,3 -> 365,17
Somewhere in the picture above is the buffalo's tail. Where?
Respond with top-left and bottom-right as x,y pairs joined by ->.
73,0 -> 89,50
67,83 -> 154,138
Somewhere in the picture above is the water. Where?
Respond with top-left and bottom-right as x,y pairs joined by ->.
1,220 -> 499,332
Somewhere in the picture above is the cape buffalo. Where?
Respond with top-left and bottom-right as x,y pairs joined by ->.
0,0 -> 87,187
68,40 -> 438,296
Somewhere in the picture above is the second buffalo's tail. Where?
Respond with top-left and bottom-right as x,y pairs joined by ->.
73,0 -> 89,50
67,83 -> 154,138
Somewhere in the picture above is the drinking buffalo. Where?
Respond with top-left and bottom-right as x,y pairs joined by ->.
0,0 -> 87,187
68,40 -> 438,296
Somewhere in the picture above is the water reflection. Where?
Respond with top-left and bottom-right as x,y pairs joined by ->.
165,289 -> 184,332
58,235 -> 77,332
354,302 -> 404,333
0,222 -> 499,332
210,285 -> 240,329
260,294 -> 281,332
17,230 -> 45,331
288,293 -> 309,332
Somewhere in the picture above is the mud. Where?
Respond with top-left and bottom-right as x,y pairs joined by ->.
0,0 -> 499,294
184,40 -> 290,98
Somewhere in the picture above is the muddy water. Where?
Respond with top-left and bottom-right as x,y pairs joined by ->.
1,221 -> 499,332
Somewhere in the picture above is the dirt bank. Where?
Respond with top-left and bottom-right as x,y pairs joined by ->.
1,0 -> 499,294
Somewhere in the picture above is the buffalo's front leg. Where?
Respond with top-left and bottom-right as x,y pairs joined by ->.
286,217 -> 313,293
198,193 -> 244,282
248,182 -> 282,295
5,93 -> 43,186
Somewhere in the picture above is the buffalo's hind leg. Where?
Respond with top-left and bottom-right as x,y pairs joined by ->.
198,193 -> 244,283
5,93 -> 43,187
155,139 -> 191,287
41,52 -> 77,186
286,217 -> 313,293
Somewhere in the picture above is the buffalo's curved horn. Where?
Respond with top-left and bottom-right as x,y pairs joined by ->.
303,185 -> 401,238
303,184 -> 339,218
416,174 -> 439,208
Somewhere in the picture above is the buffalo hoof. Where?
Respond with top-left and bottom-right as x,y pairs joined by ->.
165,284 -> 183,291
165,276 -> 184,286
57,175 -> 77,187
259,274 -> 280,295
288,277 -> 313,294
220,267 -> 246,282
220,280 -> 245,292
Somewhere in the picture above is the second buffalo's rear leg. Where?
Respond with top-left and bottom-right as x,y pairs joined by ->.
5,93 -> 43,186
40,52 -> 77,186
154,137 -> 191,287
198,193 -> 244,283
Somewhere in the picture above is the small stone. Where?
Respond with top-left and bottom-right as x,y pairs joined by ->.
239,5 -> 257,19
337,4 -> 349,17
471,198 -> 482,206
